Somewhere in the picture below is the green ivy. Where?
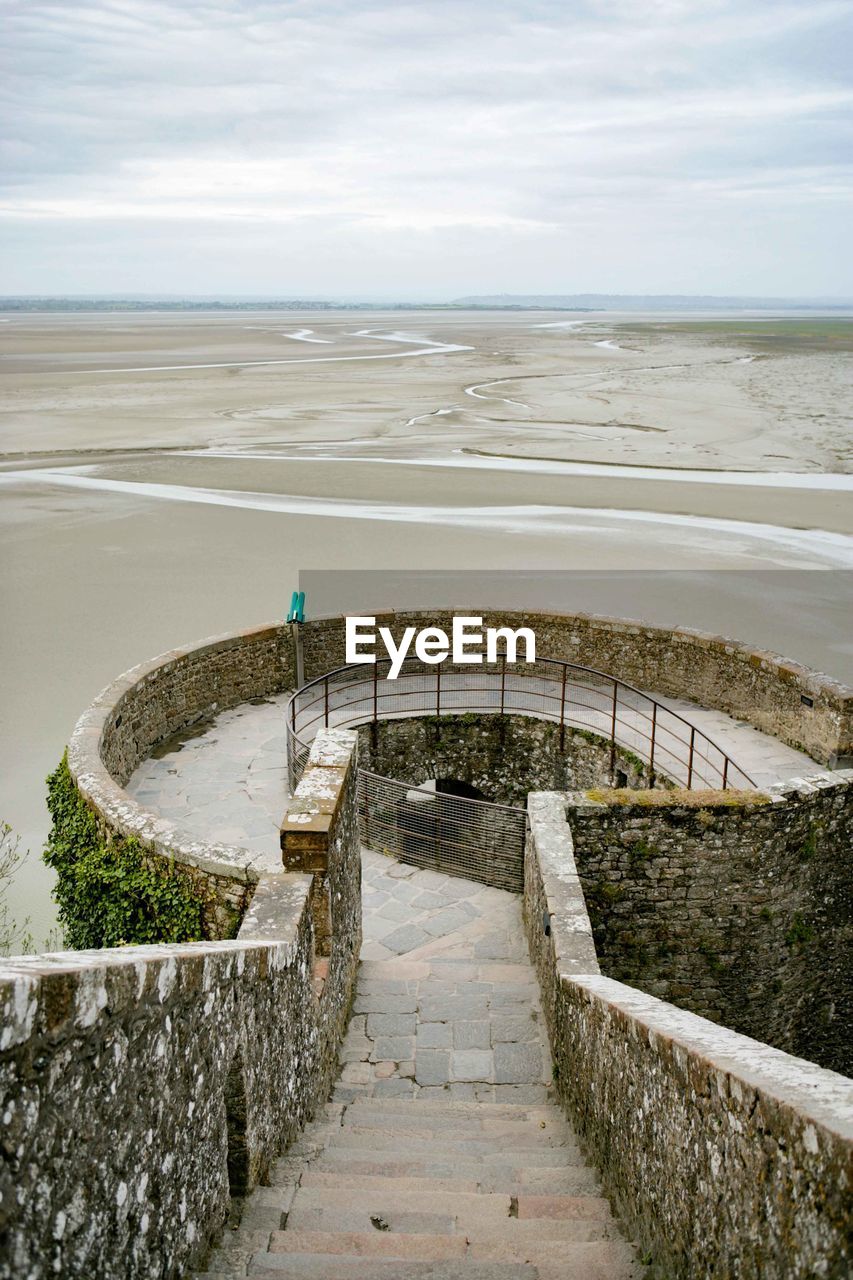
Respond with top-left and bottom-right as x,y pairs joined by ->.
43,753 -> 205,948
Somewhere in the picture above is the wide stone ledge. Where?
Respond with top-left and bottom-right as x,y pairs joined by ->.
564,974 -> 853,1143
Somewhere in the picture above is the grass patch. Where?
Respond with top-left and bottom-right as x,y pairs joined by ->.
584,788 -> 771,808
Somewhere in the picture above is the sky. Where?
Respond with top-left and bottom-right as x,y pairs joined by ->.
1,0 -> 852,298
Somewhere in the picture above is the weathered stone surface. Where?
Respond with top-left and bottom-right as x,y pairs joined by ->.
564,774 -> 853,1073
525,791 -> 853,1280
358,715 -> 653,809
66,623 -> 297,937
0,729 -> 361,1280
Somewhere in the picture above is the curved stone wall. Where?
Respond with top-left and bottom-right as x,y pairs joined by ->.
63,609 -> 852,940
301,609 -> 853,766
67,624 -> 294,936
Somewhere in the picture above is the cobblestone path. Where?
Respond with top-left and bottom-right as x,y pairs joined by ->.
199,853 -> 638,1278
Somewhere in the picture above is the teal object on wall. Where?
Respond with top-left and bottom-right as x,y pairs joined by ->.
287,591 -> 306,624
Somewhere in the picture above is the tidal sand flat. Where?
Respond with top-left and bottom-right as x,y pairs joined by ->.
1,308 -> 851,937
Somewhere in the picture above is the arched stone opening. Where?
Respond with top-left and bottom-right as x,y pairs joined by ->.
436,778 -> 489,801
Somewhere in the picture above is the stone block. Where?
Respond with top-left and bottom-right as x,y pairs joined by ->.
414,1051 -> 451,1086
493,1044 -> 546,1085
450,1050 -> 494,1083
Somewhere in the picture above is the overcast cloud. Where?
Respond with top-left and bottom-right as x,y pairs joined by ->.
1,0 -> 852,297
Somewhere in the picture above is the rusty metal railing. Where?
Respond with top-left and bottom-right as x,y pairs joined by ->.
286,654 -> 756,796
285,654 -> 755,890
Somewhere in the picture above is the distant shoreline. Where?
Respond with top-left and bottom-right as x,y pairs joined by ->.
2,295 -> 852,315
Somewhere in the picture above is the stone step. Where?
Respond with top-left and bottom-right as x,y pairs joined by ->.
285,1206 -> 459,1237
268,1230 -> 467,1259
299,1170 -> 601,1197
309,1152 -> 590,1181
288,1186 -> 513,1222
248,1256 -> 538,1279
461,1214 -> 621,1242
467,1240 -> 638,1280
344,1098 -> 561,1119
274,1207 -> 619,1244
301,1140 -> 585,1168
330,1123 -> 573,1148
300,1171 -> 484,1195
309,1130 -> 581,1157
339,1111 -> 573,1139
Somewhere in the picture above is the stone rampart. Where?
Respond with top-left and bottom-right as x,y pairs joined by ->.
566,775 -> 853,1074
524,793 -> 853,1280
300,609 -> 852,765
61,609 -> 851,940
0,730 -> 360,1280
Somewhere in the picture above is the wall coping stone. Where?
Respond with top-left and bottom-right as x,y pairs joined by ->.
569,974 -> 853,1142
308,607 -> 853,704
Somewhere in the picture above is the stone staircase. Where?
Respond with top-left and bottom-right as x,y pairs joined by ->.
199,854 -> 638,1279
201,1096 -> 638,1278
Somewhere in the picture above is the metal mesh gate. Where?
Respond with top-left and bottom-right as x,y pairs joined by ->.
358,769 -> 527,892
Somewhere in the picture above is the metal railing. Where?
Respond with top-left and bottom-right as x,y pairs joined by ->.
286,654 -> 756,795
285,653 -> 755,891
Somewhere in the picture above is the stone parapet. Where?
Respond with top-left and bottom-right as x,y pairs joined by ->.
301,609 -> 852,765
0,729 -> 361,1280
524,792 -> 853,1280
66,623 -> 294,936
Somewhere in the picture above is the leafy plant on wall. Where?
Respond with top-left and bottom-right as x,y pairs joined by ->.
43,753 -> 205,948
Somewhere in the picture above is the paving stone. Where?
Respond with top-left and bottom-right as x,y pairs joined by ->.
382,924 -> 432,954
493,1045 -> 545,1086
490,1017 -> 537,1044
453,1022 -> 491,1050
340,1062 -> 372,1085
371,1078 -> 416,1098
492,1085 -> 551,1105
416,1023 -> 453,1050
420,907 -> 476,937
386,862 -> 417,879
366,1013 -> 417,1038
376,899 -> 415,923
372,1037 -> 415,1061
450,1050 -> 493,1083
418,998 -> 490,1023
353,993 -> 418,1015
414,1051 -> 451,1086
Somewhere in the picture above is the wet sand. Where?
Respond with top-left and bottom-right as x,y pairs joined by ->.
1,309 -> 851,940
